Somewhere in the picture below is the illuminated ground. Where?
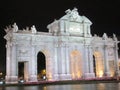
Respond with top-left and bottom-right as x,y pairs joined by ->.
0,77 -> 119,86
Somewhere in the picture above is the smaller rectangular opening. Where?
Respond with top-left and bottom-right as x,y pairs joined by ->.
18,62 -> 24,79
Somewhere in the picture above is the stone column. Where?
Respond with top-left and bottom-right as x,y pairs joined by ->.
57,41 -> 68,80
61,47 -> 66,74
46,54 -> 53,80
5,42 -> 11,82
65,44 -> 71,80
29,46 -> 37,82
84,45 -> 90,78
59,45 -> 66,80
6,43 -> 18,83
88,46 -> 95,78
114,42 -> 120,76
104,45 -> 110,77
57,46 -> 61,74
11,44 -> 17,78
83,23 -> 87,37
24,62 -> 29,81
88,25 -> 91,35
53,46 -> 59,80
59,20 -> 65,35
84,45 -> 95,78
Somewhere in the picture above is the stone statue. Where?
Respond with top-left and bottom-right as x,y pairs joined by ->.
12,23 -> 18,32
65,9 -> 71,14
31,25 -> 37,34
102,33 -> 108,40
113,33 -> 117,41
65,8 -> 79,21
72,7 -> 78,13
4,27 -> 10,33
4,25 -> 12,33
70,8 -> 79,20
26,27 -> 29,31
94,34 -> 97,37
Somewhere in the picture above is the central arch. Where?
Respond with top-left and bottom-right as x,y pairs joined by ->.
37,52 -> 46,80
70,50 -> 82,79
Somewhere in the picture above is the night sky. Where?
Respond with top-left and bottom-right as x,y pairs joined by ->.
0,0 -> 120,74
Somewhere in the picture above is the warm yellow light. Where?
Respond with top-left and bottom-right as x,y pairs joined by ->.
98,70 -> 103,77
77,72 -> 81,78
70,50 -> 82,79
0,72 -> 2,76
70,50 -> 80,57
110,72 -> 114,77
72,73 -> 75,78
94,51 -> 104,78
41,69 -> 46,75
43,69 -> 46,73
47,73 -> 52,80
43,86 -> 47,90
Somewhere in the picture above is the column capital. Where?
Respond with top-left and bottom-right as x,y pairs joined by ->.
57,42 -> 66,47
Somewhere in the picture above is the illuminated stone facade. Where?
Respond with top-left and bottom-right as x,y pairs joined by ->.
4,8 -> 119,83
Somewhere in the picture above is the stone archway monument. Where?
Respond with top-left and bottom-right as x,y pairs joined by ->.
4,8 -> 119,83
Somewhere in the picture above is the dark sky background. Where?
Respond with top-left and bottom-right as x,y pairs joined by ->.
0,0 -> 120,74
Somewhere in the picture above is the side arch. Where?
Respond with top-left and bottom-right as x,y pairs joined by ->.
93,51 -> 104,77
36,49 -> 53,80
37,51 -> 46,80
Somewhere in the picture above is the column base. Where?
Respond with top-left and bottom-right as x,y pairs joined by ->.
115,70 -> 120,77
29,75 -> 37,82
84,73 -> 95,79
104,72 -> 110,77
59,74 -> 72,80
53,74 -> 59,80
5,75 -> 18,84
64,74 -> 71,80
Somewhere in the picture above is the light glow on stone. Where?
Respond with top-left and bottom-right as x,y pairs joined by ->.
98,70 -> 103,77
48,73 -> 52,80
70,50 -> 82,79
94,52 -> 104,77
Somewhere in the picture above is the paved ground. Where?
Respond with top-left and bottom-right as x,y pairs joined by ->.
1,78 -> 119,86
